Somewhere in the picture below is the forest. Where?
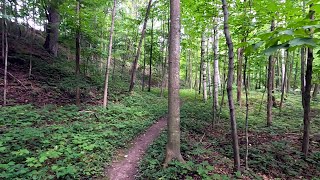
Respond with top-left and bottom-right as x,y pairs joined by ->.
0,0 -> 320,179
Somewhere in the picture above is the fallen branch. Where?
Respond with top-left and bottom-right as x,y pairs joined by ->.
0,68 -> 28,89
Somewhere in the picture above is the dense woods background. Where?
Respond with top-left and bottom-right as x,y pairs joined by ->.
0,0 -> 319,179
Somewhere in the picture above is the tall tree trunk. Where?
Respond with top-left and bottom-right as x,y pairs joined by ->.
199,47 -> 203,95
44,4 -> 60,57
302,7 -> 314,158
301,47 -> 306,107
3,0 -> 8,106
164,0 -> 185,166
207,38 -> 212,98
148,16 -> 154,92
237,47 -> 243,106
75,0 -> 81,106
293,51 -> 299,89
201,34 -> 207,102
129,0 -> 152,92
142,39 -> 146,91
280,50 -> 288,111
221,0 -> 241,171
188,49 -> 192,89
213,23 -> 219,114
103,0 -> 117,108
160,15 -> 169,97
267,20 -> 275,127
287,51 -> 294,93
1,0 -> 4,65
244,55 -> 249,170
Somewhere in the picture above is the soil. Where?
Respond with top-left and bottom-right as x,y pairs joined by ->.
105,116 -> 167,180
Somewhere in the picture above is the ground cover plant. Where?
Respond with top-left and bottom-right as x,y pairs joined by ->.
0,92 -> 167,179
138,90 -> 320,179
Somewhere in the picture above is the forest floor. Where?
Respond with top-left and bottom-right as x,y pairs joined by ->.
106,116 -> 167,180
138,90 -> 320,180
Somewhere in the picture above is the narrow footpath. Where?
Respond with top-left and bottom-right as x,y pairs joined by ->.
105,116 -> 167,180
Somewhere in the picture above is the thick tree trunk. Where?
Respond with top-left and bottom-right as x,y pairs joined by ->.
267,20 -> 275,127
302,7 -> 314,158
44,4 -> 60,57
103,0 -> 117,108
164,0 -> 185,166
129,0 -> 152,92
237,47 -> 243,106
75,0 -> 81,106
148,17 -> 154,92
221,0 -> 241,171
201,34 -> 207,102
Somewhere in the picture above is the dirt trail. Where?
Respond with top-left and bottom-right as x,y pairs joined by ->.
105,116 -> 167,180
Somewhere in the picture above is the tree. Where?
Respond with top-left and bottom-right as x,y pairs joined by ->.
43,2 -> 60,57
164,0 -> 185,167
213,21 -> 219,113
201,33 -> 207,102
2,0 -> 8,106
302,5 -> 315,158
221,0 -> 240,171
103,0 -> 117,108
267,20 -> 275,127
75,0 -> 81,106
129,0 -> 152,93
148,16 -> 154,92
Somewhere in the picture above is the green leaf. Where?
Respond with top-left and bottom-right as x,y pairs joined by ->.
289,38 -> 316,47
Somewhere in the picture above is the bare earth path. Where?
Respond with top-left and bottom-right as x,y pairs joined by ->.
105,116 -> 167,180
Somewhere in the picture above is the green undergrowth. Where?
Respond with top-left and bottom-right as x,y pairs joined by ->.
138,90 -> 320,179
0,91 -> 167,179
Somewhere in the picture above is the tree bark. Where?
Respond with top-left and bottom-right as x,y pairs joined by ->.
207,38 -> 212,98
301,47 -> 306,107
142,39 -> 146,91
188,49 -> 192,89
280,50 -> 288,110
129,0 -> 152,92
221,0 -> 241,171
267,20 -> 275,127
44,4 -> 60,57
164,0 -> 185,167
103,0 -> 117,108
148,16 -> 154,92
201,34 -> 207,102
3,0 -> 8,106
293,50 -> 299,89
287,51 -> 294,93
213,23 -> 219,113
244,55 -> 249,170
75,0 -> 81,106
302,7 -> 314,158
